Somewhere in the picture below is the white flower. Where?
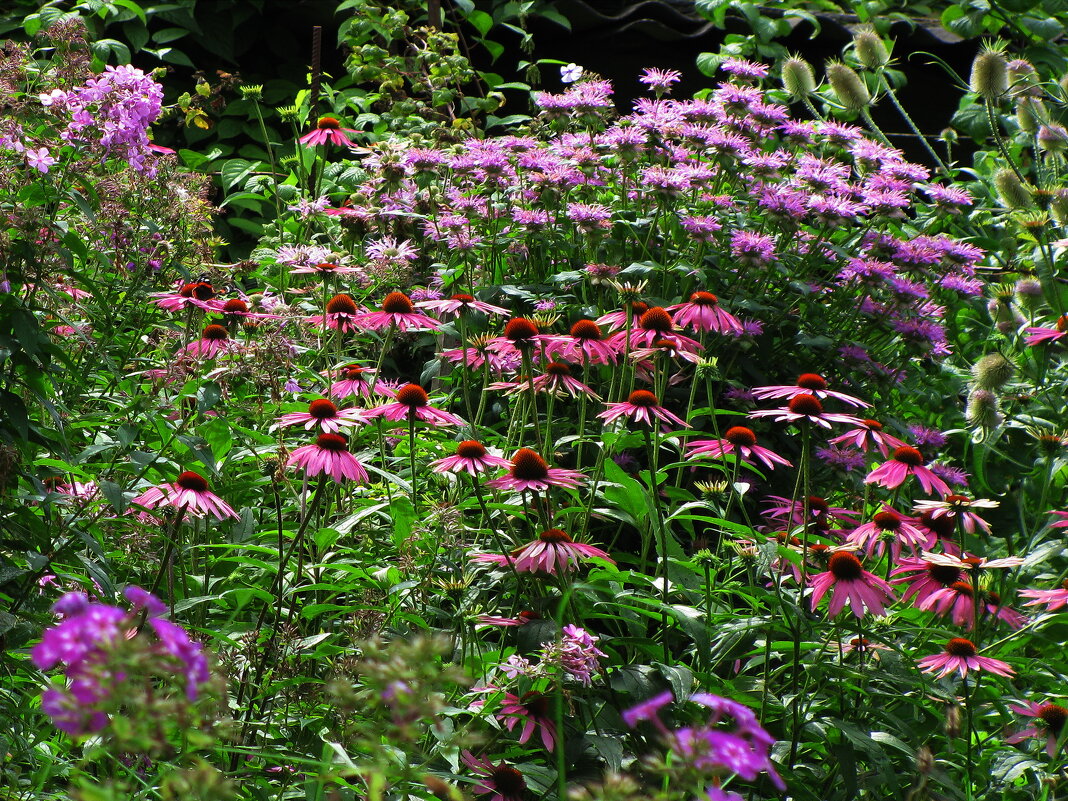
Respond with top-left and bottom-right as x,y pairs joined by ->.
560,63 -> 583,84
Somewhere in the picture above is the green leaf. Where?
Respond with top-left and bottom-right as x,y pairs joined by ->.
151,26 -> 190,44
111,0 -> 147,24
390,496 -> 415,549
466,9 -> 493,36
601,457 -> 648,524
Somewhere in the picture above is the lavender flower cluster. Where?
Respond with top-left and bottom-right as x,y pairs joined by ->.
32,586 -> 210,737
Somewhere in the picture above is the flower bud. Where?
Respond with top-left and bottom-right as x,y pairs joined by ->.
782,56 -> 817,98
970,48 -> 1008,100
853,28 -> 890,69
966,388 -> 1003,429
944,704 -> 963,738
993,168 -> 1032,209
1038,123 -> 1068,154
1007,59 -> 1038,96
1015,97 -> 1043,134
1015,278 -> 1044,310
972,352 -> 1014,390
827,62 -> 871,110
916,745 -> 935,775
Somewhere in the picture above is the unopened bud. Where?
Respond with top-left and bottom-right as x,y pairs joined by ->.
966,388 -> 1003,429
916,745 -> 935,775
1015,278 -> 1044,310
1016,97 -> 1043,134
1007,59 -> 1038,96
993,168 -> 1032,209
1038,123 -> 1068,154
972,352 -> 1014,390
853,28 -> 890,69
782,57 -> 817,99
944,704 -> 963,738
970,48 -> 1008,101
827,62 -> 871,110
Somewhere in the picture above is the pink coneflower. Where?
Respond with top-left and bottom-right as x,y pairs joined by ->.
1007,701 -> 1068,757
751,373 -> 867,408
920,551 -> 1024,571
365,384 -> 464,426
488,317 -> 550,360
476,611 -> 539,627
131,471 -> 239,520
219,298 -> 281,323
329,364 -> 383,399
764,494 -> 859,529
289,261 -> 364,276
298,116 -> 357,147
357,291 -> 441,332
287,433 -> 368,483
667,291 -> 743,335
1019,582 -> 1068,611
808,551 -> 897,618
485,448 -> 585,492
845,507 -> 930,559
598,389 -> 689,428
275,399 -> 367,433
150,281 -> 222,313
460,751 -> 528,801
545,319 -> 620,365
749,393 -> 864,429
491,362 -> 599,399
917,637 -> 1014,679
415,292 -> 509,318
918,580 -> 979,628
1024,315 -> 1068,346
182,324 -> 236,359
488,528 -> 614,574
431,440 -> 511,476
611,307 -> 703,352
865,446 -> 951,497
912,495 -> 998,534
686,426 -> 791,471
891,556 -> 964,607
313,293 -> 364,333
827,418 -> 908,457
497,690 -> 557,750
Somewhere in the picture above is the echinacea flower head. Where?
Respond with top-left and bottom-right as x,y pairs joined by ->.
485,448 -> 585,492
749,393 -> 863,429
497,690 -> 557,750
751,373 -> 868,407
151,281 -> 221,312
365,384 -> 465,427
865,446 -> 951,497
330,364 -> 383,399
845,507 -> 930,559
828,418 -> 908,457
357,291 -> 442,332
686,425 -> 791,471
275,398 -> 367,433
913,495 -> 998,534
891,556 -> 964,606
298,116 -> 357,147
314,293 -> 363,333
431,440 -> 511,476
598,390 -> 690,429
415,292 -> 510,318
183,324 -> 235,359
667,291 -> 743,335
1019,582 -> 1068,611
287,433 -> 369,483
917,637 -> 1014,679
460,751 -> 527,801
1007,701 -> 1068,757
131,471 -> 239,520
503,528 -> 614,574
809,551 -> 897,618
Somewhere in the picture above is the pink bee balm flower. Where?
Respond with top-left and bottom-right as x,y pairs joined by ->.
808,551 -> 897,618
131,471 -> 238,520
431,440 -> 511,476
476,528 -> 614,574
366,383 -> 465,427
182,324 -> 236,359
275,398 -> 367,433
1006,701 -> 1068,757
827,418 -> 908,457
749,393 -> 864,429
415,292 -> 509,317
298,116 -> 357,147
1024,315 -> 1068,346
460,751 -> 527,801
357,291 -> 442,332
686,425 -> 791,471
1019,582 -> 1068,612
287,433 -> 369,483
917,637 -> 1014,679
598,389 -> 689,428
865,446 -> 951,497
751,373 -> 867,408
667,291 -> 743,335
485,448 -> 585,492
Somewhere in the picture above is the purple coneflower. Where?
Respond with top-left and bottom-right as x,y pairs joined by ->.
275,399 -> 367,433
366,384 -> 464,427
490,362 -> 599,399
329,364 -> 383,399
485,448 -> 585,492
845,507 -> 929,559
151,281 -> 222,312
827,418 -> 907,456
492,528 -> 614,574
751,373 -> 867,407
460,751 -> 527,801
298,116 -> 357,147
667,291 -> 743,335
891,557 -> 963,607
415,292 -> 509,318
912,495 -> 998,534
749,393 -> 863,429
131,471 -> 238,520
497,690 -> 557,750
1024,315 -> 1068,346
313,293 -> 364,333
431,440 -> 511,476
865,446 -> 951,497
599,389 -> 689,428
357,291 -> 441,332
287,433 -> 368,483
686,425 -> 791,471
545,319 -> 620,365
1006,701 -> 1068,757
917,637 -> 1014,679
809,551 -> 897,618
182,324 -> 236,359
1019,582 -> 1068,612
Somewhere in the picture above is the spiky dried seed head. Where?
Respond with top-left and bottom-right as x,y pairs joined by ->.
853,28 -> 890,69
971,352 -> 1014,390
970,47 -> 1008,100
781,56 -> 817,98
826,62 -> 870,110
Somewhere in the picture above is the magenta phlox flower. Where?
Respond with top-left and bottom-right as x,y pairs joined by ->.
287,433 -> 369,483
1006,701 -> 1068,757
622,690 -> 675,734
131,471 -> 239,520
356,291 -> 442,332
298,116 -> 357,147
666,291 -> 743,335
865,446 -> 951,497
431,440 -> 511,476
485,448 -> 585,492
917,638 -> 1014,679
148,617 -> 211,699
750,373 -> 868,407
749,393 -> 864,429
32,598 -> 126,671
545,625 -> 606,686
365,383 -> 465,427
599,389 -> 689,429
686,426 -> 791,471
809,551 -> 897,618
827,418 -> 908,456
